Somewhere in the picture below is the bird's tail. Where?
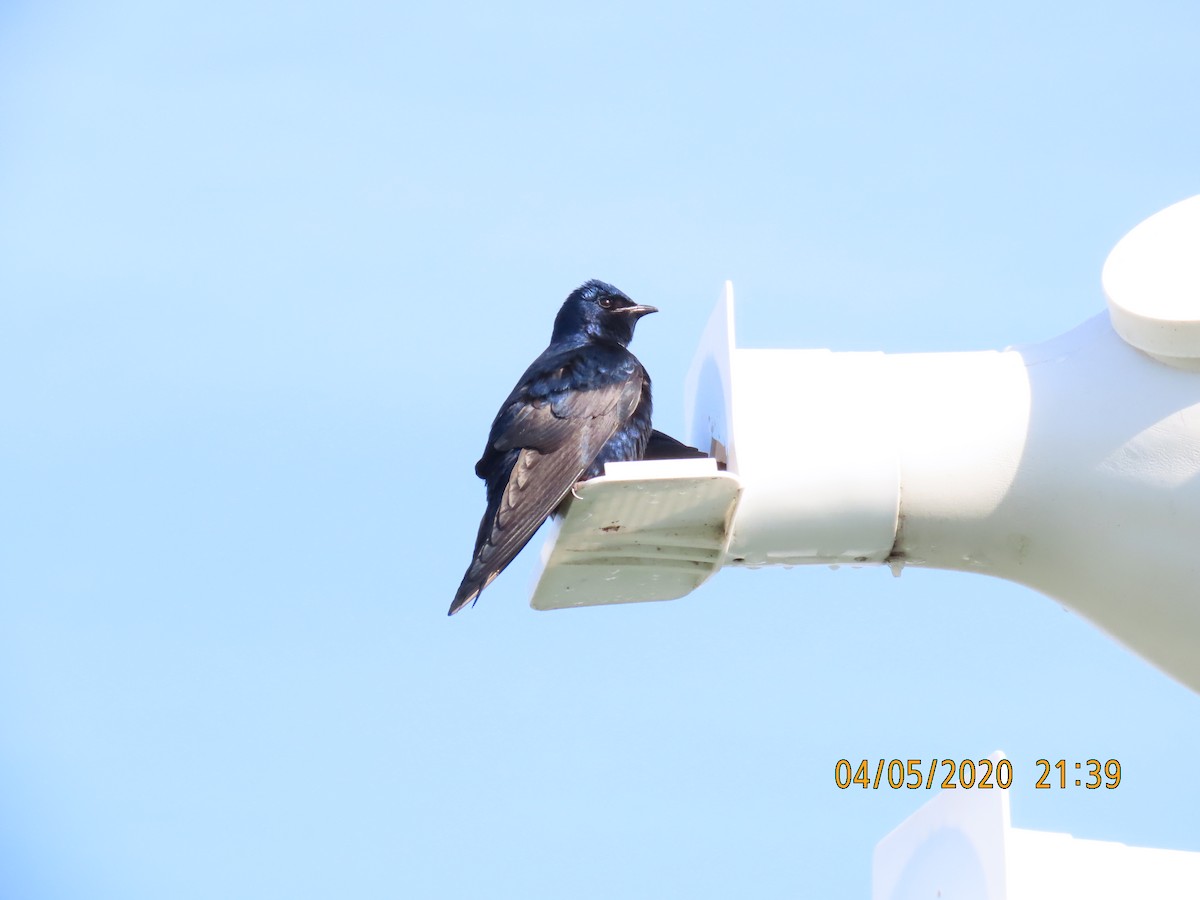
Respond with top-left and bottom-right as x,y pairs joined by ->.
447,447 -> 570,616
447,468 -> 512,615
448,567 -> 495,616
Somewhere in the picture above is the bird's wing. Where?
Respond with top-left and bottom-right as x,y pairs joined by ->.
450,370 -> 645,615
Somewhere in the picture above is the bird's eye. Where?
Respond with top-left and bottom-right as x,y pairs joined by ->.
598,296 -> 614,310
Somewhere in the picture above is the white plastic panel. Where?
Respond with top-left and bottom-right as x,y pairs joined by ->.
530,458 -> 742,610
874,762 -> 1200,900
872,761 -> 1010,900
684,281 -> 737,466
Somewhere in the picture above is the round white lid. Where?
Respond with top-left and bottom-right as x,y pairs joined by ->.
1103,195 -> 1200,370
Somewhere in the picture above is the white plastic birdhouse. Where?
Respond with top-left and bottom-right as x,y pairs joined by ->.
530,196 -> 1200,694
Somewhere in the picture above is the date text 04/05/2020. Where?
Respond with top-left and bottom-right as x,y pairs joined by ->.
833,758 -> 1122,790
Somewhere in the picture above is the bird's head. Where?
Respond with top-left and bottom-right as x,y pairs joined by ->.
551,279 -> 658,346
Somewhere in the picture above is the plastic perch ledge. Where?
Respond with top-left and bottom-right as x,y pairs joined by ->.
529,196 -> 1200,694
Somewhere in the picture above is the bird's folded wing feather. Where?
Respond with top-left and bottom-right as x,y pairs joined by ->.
453,372 -> 644,611
493,372 -> 640,453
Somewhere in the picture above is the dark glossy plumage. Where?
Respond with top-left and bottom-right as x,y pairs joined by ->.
450,280 -> 657,615
643,429 -> 712,462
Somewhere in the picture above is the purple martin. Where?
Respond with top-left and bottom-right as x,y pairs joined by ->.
450,280 -> 657,615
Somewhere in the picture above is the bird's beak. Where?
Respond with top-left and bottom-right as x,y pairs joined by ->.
620,304 -> 658,318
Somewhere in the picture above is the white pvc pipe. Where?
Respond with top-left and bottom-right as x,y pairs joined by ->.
685,197 -> 1200,692
891,315 -> 1200,692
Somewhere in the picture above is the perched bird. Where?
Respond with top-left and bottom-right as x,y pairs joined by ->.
450,280 -> 658,615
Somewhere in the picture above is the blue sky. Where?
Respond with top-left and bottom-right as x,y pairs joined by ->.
2,1 -> 1199,897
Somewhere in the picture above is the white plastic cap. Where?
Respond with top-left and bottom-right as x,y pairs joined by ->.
1103,194 -> 1200,370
